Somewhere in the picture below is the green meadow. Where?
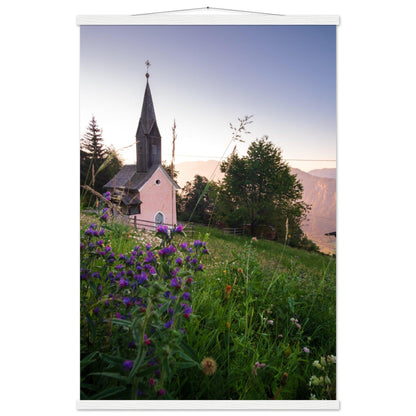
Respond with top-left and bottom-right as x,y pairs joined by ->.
80,213 -> 336,401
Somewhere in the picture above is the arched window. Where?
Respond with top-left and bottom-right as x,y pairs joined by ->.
154,211 -> 164,225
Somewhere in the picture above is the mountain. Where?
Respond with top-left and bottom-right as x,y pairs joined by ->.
290,168 -> 336,254
175,161 -> 336,254
308,168 -> 337,179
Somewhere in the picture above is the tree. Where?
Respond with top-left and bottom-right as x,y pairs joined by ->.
177,175 -> 219,224
218,137 -> 310,243
80,116 -> 123,197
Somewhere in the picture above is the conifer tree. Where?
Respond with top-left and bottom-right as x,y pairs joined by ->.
80,116 -> 123,197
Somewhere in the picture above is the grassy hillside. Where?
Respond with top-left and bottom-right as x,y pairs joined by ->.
80,213 -> 336,401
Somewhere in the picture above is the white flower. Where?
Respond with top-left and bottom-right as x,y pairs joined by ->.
310,375 -> 322,386
327,355 -> 336,364
303,347 -> 310,354
312,360 -> 322,370
267,320 -> 274,325
320,356 -> 327,367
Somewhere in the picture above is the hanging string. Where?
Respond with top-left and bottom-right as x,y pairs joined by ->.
131,6 -> 284,17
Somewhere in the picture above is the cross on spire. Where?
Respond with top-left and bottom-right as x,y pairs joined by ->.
145,60 -> 151,79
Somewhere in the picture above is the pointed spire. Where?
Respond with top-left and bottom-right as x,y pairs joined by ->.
136,61 -> 162,172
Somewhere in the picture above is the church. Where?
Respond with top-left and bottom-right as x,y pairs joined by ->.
104,69 -> 179,227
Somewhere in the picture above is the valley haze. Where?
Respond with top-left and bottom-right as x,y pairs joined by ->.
175,160 -> 336,254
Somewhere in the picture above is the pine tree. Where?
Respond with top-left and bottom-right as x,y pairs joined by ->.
80,116 -> 123,197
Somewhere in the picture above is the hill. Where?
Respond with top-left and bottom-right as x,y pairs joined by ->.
308,168 -> 336,179
290,169 -> 336,254
175,161 -> 336,254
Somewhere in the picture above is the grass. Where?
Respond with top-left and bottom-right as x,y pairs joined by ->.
80,214 -> 336,400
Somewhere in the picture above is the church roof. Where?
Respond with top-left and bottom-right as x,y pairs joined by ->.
104,163 -> 180,191
136,81 -> 161,139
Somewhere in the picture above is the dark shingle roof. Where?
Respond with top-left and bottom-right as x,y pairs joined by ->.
104,163 -> 180,191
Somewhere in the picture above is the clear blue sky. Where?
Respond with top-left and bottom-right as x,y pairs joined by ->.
80,25 -> 336,171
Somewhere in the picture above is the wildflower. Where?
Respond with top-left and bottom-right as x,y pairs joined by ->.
278,334 -> 283,339
156,225 -> 169,236
103,191 -> 111,201
179,242 -> 188,250
143,334 -> 151,345
119,277 -> 129,288
123,360 -> 134,371
201,357 -> 217,376
312,360 -> 322,370
175,257 -> 183,266
320,356 -> 327,367
252,361 -> 266,376
158,388 -> 166,396
225,284 -> 232,296
164,319 -> 174,329
93,307 -> 100,315
149,378 -> 155,386
267,320 -> 274,325
182,292 -> 191,300
327,355 -> 336,364
223,270 -> 227,274
170,277 -> 181,288
225,322 -> 230,328
173,224 -> 184,233
303,347 -> 310,354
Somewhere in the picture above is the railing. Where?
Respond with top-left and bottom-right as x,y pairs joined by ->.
129,217 -> 194,238
222,227 -> 246,236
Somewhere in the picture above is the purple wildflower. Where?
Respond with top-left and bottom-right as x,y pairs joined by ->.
123,360 -> 134,371
173,224 -> 184,233
170,277 -> 181,288
175,257 -> 183,266
179,242 -> 188,250
164,319 -> 174,329
182,292 -> 191,300
157,225 -> 169,235
119,277 -> 129,288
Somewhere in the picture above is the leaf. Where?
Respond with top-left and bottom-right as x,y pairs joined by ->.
105,318 -> 132,328
81,351 -> 99,369
179,340 -> 200,363
128,345 -> 146,382
89,386 -> 127,400
88,372 -> 129,382
175,361 -> 198,369
99,353 -> 126,367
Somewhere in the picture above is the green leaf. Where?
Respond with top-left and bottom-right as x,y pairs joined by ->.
128,344 -> 146,382
89,386 -> 127,400
81,351 -> 98,369
88,372 -> 129,382
175,361 -> 198,369
105,318 -> 132,328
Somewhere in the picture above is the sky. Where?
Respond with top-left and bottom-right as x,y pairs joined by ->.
80,24 -> 336,172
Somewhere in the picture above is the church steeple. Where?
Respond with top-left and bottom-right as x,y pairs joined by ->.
136,62 -> 161,172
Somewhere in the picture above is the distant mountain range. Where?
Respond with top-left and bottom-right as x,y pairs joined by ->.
175,161 -> 336,254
